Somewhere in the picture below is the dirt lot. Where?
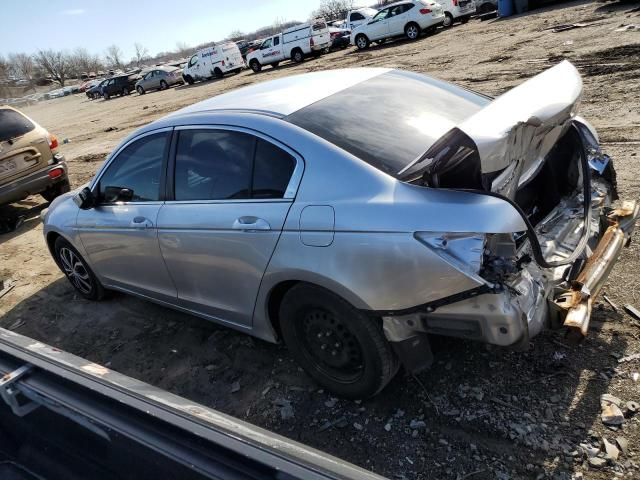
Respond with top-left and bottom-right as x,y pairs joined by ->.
2,1 -> 640,478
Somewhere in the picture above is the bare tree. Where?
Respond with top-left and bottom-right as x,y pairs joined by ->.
34,50 -> 70,86
226,30 -> 246,42
69,47 -> 103,76
175,41 -> 191,57
133,42 -> 149,67
7,53 -> 36,87
0,55 -> 9,82
105,44 -> 124,69
313,0 -> 355,21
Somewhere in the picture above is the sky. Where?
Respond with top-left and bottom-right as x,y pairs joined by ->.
0,0 -> 361,60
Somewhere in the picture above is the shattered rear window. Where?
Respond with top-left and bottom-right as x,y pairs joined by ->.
0,109 -> 35,143
285,70 -> 490,177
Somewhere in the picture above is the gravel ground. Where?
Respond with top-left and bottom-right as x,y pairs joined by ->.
2,1 -> 640,479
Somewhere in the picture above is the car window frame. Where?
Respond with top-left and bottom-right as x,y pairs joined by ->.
371,8 -> 390,22
90,127 -> 173,206
166,125 -> 304,204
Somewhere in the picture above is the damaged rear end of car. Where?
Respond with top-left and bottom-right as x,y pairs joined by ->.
386,61 -> 638,370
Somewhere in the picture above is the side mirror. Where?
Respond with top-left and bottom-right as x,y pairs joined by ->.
73,187 -> 95,209
103,186 -> 134,203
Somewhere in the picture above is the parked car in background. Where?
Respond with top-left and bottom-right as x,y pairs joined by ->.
235,39 -> 251,58
475,0 -> 496,13
182,42 -> 244,84
436,0 -> 476,27
329,27 -> 351,50
345,7 -> 379,30
0,106 -> 69,205
246,18 -> 330,73
102,74 -> 140,100
43,62 -> 637,399
135,66 -> 184,94
86,79 -> 107,100
79,79 -> 99,92
351,0 -> 444,49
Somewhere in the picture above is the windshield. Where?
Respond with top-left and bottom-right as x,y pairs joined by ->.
360,8 -> 378,17
286,70 -> 490,177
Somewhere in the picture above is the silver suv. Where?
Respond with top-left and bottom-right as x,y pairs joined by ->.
43,64 -> 637,398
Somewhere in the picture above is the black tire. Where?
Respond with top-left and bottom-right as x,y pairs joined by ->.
53,237 -> 105,301
279,284 -> 399,399
355,34 -> 370,50
184,75 -> 194,85
249,59 -> 262,73
159,80 -> 168,90
41,179 -> 70,202
292,49 -> 304,63
405,22 -> 420,40
103,92 -> 110,100
460,16 -> 470,24
443,12 -> 454,28
272,62 -> 280,69
122,87 -> 129,96
137,86 -> 145,95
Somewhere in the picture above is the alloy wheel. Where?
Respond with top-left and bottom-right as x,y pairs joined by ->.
407,25 -> 419,39
59,247 -> 93,295
356,36 -> 368,49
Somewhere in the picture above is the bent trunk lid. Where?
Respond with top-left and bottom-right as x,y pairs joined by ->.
406,61 -> 583,199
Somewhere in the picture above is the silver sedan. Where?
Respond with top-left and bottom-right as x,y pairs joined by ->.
135,66 -> 183,94
43,64 -> 638,398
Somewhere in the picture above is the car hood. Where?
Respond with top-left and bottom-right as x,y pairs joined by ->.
402,61 -> 583,199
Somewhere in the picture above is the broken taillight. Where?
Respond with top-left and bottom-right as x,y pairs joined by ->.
48,133 -> 58,150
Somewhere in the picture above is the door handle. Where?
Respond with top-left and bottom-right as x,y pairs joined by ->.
232,216 -> 271,231
23,153 -> 41,162
130,216 -> 154,229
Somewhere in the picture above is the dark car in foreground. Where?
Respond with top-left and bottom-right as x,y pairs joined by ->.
0,106 -> 69,205
102,74 -> 140,100
43,63 -> 638,399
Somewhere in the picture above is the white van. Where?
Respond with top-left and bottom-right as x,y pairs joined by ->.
246,19 -> 330,73
182,42 -> 245,84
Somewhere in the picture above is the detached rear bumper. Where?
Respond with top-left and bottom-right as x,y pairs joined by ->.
554,200 -> 639,339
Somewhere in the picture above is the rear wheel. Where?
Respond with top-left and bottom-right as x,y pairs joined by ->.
137,86 -> 145,95
279,284 -> 399,399
443,12 -> 454,28
41,179 -> 70,202
355,34 -> 370,50
54,237 -> 105,301
292,49 -> 304,63
249,59 -> 262,73
122,87 -> 129,96
405,22 -> 420,40
213,68 -> 223,79
159,80 -> 168,90
103,92 -> 110,100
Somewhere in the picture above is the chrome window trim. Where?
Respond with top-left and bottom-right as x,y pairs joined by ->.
173,124 -> 305,201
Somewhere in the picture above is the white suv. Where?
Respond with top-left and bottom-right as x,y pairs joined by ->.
350,0 -> 445,50
436,0 -> 476,27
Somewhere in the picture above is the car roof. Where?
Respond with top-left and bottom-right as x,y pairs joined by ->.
170,68 -> 391,118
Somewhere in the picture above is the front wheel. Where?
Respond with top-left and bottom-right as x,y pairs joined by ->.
159,80 -> 168,90
213,68 -> 223,79
137,86 -> 144,95
184,75 -> 194,85
279,284 -> 399,399
122,87 -> 129,96
103,92 -> 110,100
355,34 -> 370,50
405,22 -> 420,40
54,237 -> 105,301
443,12 -> 454,28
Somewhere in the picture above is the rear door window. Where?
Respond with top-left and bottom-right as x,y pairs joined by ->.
0,109 -> 35,143
174,130 -> 253,201
252,139 -> 296,199
351,12 -> 365,21
274,36 -> 280,46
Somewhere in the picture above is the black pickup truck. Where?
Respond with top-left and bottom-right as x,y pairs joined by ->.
0,328 -> 385,480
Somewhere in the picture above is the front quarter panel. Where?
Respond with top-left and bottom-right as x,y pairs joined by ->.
42,192 -> 85,258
